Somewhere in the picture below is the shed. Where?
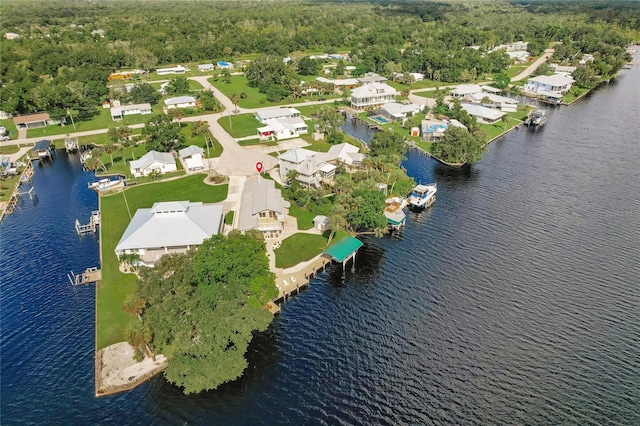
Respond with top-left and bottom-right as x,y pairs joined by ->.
313,215 -> 329,232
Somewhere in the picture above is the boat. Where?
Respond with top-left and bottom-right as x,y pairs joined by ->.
408,183 -> 437,209
526,109 -> 547,127
88,177 -> 123,191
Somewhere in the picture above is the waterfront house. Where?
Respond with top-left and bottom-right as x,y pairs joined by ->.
178,145 -> 205,170
421,117 -> 467,141
466,93 -> 518,112
164,96 -> 197,109
524,74 -> 574,97
238,176 -> 290,240
110,103 -> 153,121
129,150 -> 177,177
278,143 -> 365,187
351,83 -> 396,111
378,102 -> 423,121
257,117 -> 308,141
254,108 -> 301,124
461,103 -> 506,124
115,201 -> 223,267
156,65 -> 188,75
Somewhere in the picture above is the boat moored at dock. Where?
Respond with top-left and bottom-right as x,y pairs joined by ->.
408,183 -> 437,209
525,109 -> 548,127
88,177 -> 125,192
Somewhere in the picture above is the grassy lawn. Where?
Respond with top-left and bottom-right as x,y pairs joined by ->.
387,79 -> 457,92
225,210 -> 234,225
562,87 -> 588,104
218,113 -> 260,138
415,140 -> 435,154
97,175 -> 229,349
288,204 -> 316,230
0,173 -> 22,201
0,119 -> 19,139
0,144 -> 20,155
209,75 -> 265,109
274,231 -> 348,269
504,65 -> 529,79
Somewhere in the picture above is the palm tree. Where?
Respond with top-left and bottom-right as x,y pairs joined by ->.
229,93 -> 239,130
104,143 -> 115,166
122,294 -> 146,320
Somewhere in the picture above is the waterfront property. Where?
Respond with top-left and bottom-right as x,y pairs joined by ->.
350,83 -> 397,111
31,139 -> 53,160
466,93 -> 518,112
278,143 -> 365,187
421,117 -> 467,141
524,74 -> 574,97
129,150 -> 177,177
323,236 -> 363,271
238,176 -> 290,240
461,103 -> 506,124
384,196 -> 407,230
178,145 -> 205,171
377,102 -> 423,121
115,201 -> 224,266
110,103 -> 153,121
164,96 -> 197,109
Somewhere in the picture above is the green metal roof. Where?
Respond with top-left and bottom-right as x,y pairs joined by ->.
324,237 -> 363,262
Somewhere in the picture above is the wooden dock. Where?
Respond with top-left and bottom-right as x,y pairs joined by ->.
76,210 -> 101,235
69,267 -> 102,285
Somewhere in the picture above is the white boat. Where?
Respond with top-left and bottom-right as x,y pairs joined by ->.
88,178 -> 123,191
408,183 -> 437,209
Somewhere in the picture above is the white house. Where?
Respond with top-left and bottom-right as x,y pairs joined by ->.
197,63 -> 215,72
278,143 -> 365,187
461,103 -> 506,124
129,151 -> 177,177
115,201 -> 223,266
110,103 -> 153,121
156,65 -> 188,75
467,93 -> 518,112
257,117 -> 308,141
358,72 -> 388,85
237,177 -> 290,240
379,102 -> 423,120
164,96 -> 197,109
351,83 -> 396,111
178,145 -> 205,170
524,74 -> 574,96
422,117 -> 467,141
450,84 -> 484,98
254,108 -> 301,124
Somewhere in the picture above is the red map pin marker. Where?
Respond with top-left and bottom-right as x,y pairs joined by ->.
256,161 -> 263,173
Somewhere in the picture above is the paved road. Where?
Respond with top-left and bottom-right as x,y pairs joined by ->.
511,49 -> 555,82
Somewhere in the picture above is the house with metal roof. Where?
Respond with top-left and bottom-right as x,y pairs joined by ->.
115,201 -> 223,266
466,93 -> 518,112
254,108 -> 301,124
449,84 -> 485,98
129,150 -> 177,177
378,102 -> 423,120
351,83 -> 396,111
238,177 -> 290,240
197,63 -> 215,72
178,145 -> 205,171
110,103 -> 153,121
357,72 -> 388,85
156,65 -> 188,75
164,96 -> 197,109
524,74 -> 574,96
257,117 -> 308,141
461,103 -> 506,124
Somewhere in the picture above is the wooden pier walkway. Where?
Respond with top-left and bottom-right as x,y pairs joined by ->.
69,267 -> 102,285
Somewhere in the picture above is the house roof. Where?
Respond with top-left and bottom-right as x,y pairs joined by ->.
468,93 -> 518,105
129,150 -> 174,170
380,102 -> 422,116
111,103 -> 152,117
178,145 -> 204,158
451,84 -> 484,95
351,83 -> 396,98
164,96 -> 196,106
255,108 -> 300,121
278,148 -> 316,164
325,143 -> 365,165
528,74 -> 575,86
461,103 -> 506,121
333,78 -> 360,86
238,177 -> 289,231
33,140 -> 51,151
14,113 -> 50,125
324,237 -> 363,262
115,201 -> 223,251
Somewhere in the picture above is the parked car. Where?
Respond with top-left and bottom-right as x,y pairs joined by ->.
0,136 -> 11,141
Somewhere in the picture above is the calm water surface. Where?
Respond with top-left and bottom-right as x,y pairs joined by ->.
1,63 -> 639,424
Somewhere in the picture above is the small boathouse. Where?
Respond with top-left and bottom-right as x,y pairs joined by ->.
31,140 -> 52,161
324,236 -> 364,271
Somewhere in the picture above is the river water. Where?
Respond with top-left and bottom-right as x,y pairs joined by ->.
2,61 -> 639,423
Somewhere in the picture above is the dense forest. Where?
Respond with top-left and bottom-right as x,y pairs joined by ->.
1,0 -> 638,115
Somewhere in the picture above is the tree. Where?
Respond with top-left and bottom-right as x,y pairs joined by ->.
136,232 -> 277,394
122,294 -> 146,320
129,83 -> 161,105
432,126 -> 486,164
192,120 -> 209,136
491,74 -> 511,90
104,143 -> 115,166
297,56 -> 319,76
143,114 -> 184,152
126,320 -> 153,362
166,76 -> 190,95
198,90 -> 220,112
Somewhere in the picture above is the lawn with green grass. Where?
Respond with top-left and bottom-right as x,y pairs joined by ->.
274,231 -> 348,269
0,119 -> 19,139
209,76 -> 265,109
97,175 -> 229,349
218,113 -> 260,138
288,204 -> 316,230
0,144 -> 20,155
